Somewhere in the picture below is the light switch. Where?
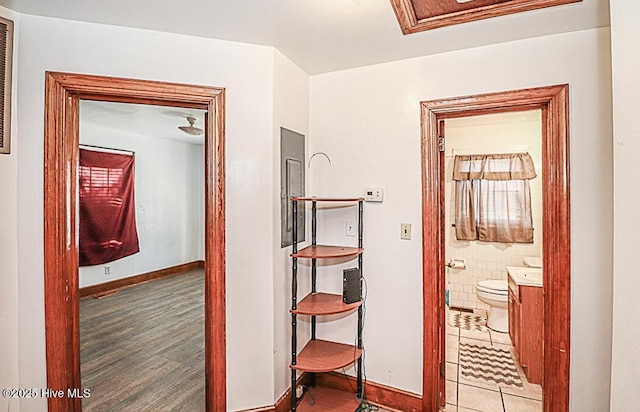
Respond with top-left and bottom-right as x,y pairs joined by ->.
401,223 -> 411,240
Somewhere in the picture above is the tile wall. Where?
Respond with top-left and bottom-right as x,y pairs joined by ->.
445,227 -> 542,310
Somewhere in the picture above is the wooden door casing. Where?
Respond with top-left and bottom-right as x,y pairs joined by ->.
43,72 -> 226,412
421,84 -> 570,412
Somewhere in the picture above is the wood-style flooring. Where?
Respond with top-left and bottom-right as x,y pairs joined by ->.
80,269 -> 205,411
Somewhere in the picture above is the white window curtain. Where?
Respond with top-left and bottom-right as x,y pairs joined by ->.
453,153 -> 536,243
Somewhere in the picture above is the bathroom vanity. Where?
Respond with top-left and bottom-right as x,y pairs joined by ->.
507,266 -> 543,385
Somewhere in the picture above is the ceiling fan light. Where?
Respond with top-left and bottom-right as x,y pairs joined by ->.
178,116 -> 204,136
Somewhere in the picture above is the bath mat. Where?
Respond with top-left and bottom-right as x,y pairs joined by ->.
459,342 -> 524,390
449,311 -> 488,332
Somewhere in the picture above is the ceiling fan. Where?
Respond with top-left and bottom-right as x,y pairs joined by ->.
178,116 -> 203,136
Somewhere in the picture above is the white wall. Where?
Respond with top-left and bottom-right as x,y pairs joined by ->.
610,1 -> 640,410
272,49 -> 310,400
15,15 -> 277,411
78,120 -> 204,287
444,111 -> 543,310
0,6 -> 20,412
309,28 -> 613,410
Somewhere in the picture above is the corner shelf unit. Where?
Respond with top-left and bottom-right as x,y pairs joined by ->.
289,197 -> 364,411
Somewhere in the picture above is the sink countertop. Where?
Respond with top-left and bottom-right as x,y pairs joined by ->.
507,265 -> 543,288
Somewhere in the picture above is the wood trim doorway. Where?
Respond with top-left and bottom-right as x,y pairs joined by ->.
420,85 -> 570,412
43,72 -> 226,411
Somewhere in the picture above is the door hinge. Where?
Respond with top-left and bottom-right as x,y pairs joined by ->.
438,136 -> 445,152
440,362 -> 446,377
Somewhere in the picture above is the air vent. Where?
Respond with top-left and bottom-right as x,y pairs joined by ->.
0,17 -> 13,154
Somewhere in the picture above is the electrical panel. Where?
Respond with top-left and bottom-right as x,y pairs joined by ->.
280,128 -> 305,247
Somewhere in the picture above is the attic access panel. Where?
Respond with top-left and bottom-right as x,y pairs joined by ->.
389,0 -> 582,34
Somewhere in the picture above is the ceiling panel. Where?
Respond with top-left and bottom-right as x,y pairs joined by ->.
411,0 -> 511,20
391,0 -> 583,34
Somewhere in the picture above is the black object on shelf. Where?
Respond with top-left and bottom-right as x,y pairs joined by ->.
343,268 -> 361,304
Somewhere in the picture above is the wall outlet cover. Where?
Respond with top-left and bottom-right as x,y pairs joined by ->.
345,220 -> 356,237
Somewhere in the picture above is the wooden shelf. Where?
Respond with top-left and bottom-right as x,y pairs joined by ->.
291,340 -> 362,373
291,197 -> 363,202
292,245 -> 363,259
296,386 -> 359,411
292,293 -> 361,315
289,193 -> 365,409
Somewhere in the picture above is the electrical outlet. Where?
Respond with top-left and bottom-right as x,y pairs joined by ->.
295,385 -> 304,398
104,265 -> 111,275
401,223 -> 411,240
345,220 -> 356,237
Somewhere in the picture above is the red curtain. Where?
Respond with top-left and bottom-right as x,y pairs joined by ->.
79,149 -> 140,266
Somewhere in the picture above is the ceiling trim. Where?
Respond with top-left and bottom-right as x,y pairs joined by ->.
390,0 -> 583,34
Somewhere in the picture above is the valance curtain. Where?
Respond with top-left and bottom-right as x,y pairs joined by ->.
453,153 -> 536,244
79,149 -> 140,266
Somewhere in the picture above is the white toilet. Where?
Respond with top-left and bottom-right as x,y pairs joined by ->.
476,279 -> 509,333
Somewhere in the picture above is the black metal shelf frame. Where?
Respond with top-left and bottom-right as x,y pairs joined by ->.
290,198 -> 364,411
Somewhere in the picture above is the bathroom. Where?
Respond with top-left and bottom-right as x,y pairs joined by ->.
444,110 -> 544,412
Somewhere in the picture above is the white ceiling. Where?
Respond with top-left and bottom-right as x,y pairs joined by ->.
10,1 -> 609,139
80,101 -> 206,145
0,0 -> 609,74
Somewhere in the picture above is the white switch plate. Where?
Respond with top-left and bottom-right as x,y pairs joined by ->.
401,223 -> 411,240
364,187 -> 383,202
345,220 -> 356,237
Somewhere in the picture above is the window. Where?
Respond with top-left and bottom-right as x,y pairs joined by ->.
79,148 -> 140,266
80,166 -> 124,206
454,153 -> 536,243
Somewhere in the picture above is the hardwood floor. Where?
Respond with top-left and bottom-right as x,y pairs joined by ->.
80,268 -> 205,411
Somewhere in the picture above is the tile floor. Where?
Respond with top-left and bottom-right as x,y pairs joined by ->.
445,309 -> 542,412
